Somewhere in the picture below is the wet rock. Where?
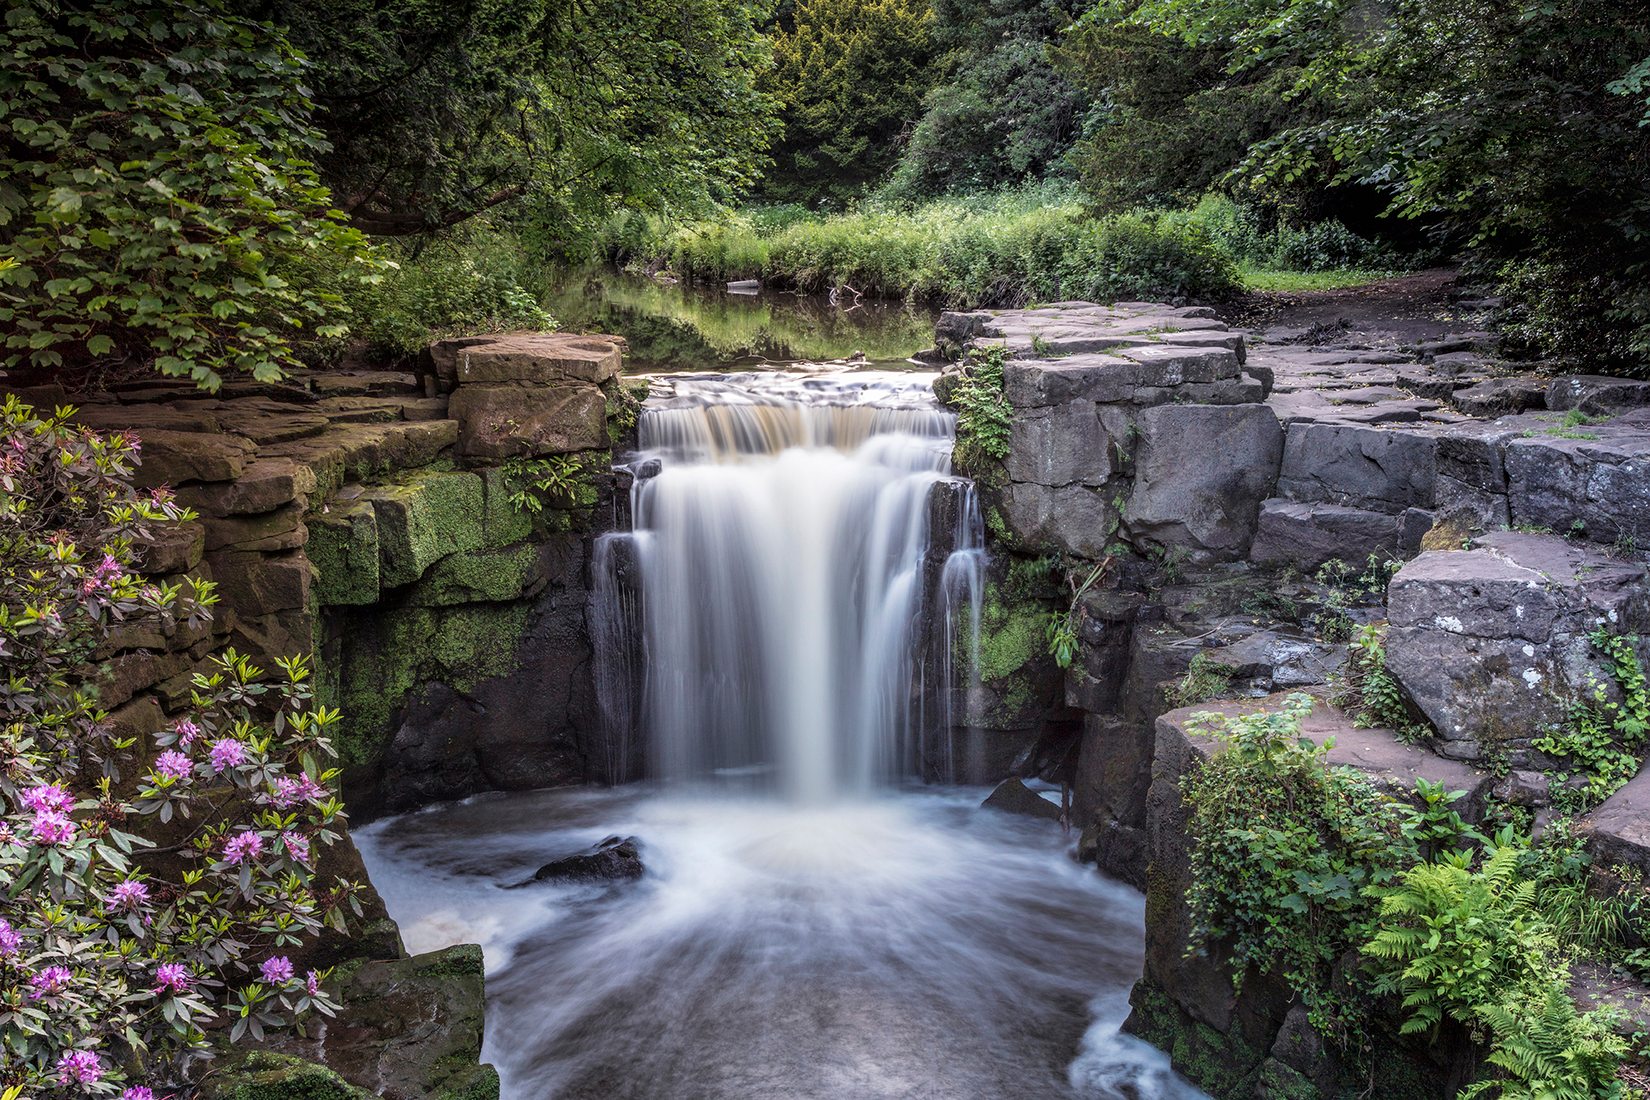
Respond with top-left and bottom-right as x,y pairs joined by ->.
436,331 -> 624,386
515,835 -> 645,885
997,480 -> 1118,558
1504,425 -> 1650,545
981,777 -> 1064,821
1546,375 -> 1650,415
1249,499 -> 1429,570
1277,419 -> 1437,515
1450,376 -> 1548,418
1004,399 -> 1118,487
450,382 -> 606,461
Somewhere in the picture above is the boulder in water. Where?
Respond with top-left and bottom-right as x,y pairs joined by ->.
982,778 -> 1063,822
512,835 -> 644,887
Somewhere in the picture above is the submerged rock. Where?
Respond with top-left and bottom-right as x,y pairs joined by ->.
513,835 -> 645,886
982,777 -> 1064,822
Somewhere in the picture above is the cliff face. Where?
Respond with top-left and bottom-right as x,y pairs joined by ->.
939,302 -> 1650,1097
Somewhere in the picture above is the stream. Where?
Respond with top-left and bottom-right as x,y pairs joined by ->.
358,288 -> 1207,1099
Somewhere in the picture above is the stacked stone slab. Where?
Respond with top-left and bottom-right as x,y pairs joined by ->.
9,331 -> 628,821
938,302 -> 1281,562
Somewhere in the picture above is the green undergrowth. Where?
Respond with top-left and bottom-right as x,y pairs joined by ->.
1182,693 -> 1649,1099
1536,630 -> 1650,814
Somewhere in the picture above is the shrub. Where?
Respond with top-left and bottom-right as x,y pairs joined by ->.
0,1 -> 382,390
0,399 -> 363,1095
344,226 -> 557,358
1181,693 -> 1417,1040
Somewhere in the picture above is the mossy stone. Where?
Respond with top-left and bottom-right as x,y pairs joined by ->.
409,544 -> 543,606
200,1052 -> 375,1100
308,499 -> 381,606
367,470 -> 486,588
974,581 -> 1044,682
479,467 -> 533,548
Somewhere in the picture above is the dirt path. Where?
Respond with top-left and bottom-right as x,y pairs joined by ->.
1219,268 -> 1495,349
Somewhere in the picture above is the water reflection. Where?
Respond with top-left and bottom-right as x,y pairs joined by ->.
544,268 -> 939,372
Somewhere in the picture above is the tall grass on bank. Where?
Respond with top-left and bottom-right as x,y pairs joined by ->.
598,189 -> 1242,307
596,190 -> 1405,308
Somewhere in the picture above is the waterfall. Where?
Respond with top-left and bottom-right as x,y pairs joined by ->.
592,372 -> 983,800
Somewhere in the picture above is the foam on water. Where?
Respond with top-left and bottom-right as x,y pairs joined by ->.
358,788 -> 1209,1100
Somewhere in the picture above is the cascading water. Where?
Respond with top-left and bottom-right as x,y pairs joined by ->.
593,372 -> 984,796
359,367 -> 1206,1100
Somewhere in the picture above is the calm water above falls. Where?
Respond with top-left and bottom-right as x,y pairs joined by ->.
358,371 -> 1207,1100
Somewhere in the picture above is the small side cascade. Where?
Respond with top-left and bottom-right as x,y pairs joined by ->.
589,371 -> 986,800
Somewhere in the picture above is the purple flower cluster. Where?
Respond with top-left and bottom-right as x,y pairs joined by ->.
280,832 -> 310,864
20,783 -> 71,813
30,808 -> 76,846
57,1049 -> 102,1086
208,738 -> 247,773
106,880 -> 150,912
29,965 -> 72,999
260,956 -> 294,984
305,969 -> 322,997
153,963 -> 191,994
0,918 -> 21,957
154,750 -> 192,781
271,773 -> 322,807
172,718 -> 201,746
124,1088 -> 156,1100
222,830 -> 264,864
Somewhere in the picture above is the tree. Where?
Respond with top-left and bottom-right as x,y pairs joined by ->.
1067,0 -> 1650,373
0,0 -> 382,391
764,0 -> 938,205
238,0 -> 781,244
886,0 -> 1087,200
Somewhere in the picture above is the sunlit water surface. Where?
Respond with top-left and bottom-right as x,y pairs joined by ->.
358,787 -> 1207,1100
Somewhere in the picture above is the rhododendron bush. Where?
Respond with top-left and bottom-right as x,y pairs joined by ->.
0,398 -> 364,1096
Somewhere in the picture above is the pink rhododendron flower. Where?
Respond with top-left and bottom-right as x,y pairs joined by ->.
153,963 -> 191,993
260,956 -> 294,984
20,783 -> 70,813
305,969 -> 322,997
57,1049 -> 102,1086
124,1089 -> 156,1100
208,738 -> 246,773
172,718 -> 200,746
280,832 -> 310,864
271,773 -> 322,807
30,966 -> 72,999
0,919 -> 21,956
222,830 -> 263,864
154,750 -> 192,781
107,880 -> 150,912
31,808 -> 76,846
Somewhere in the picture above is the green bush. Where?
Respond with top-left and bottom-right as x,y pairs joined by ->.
343,226 -> 556,357
612,189 -> 1241,307
0,0 -> 381,390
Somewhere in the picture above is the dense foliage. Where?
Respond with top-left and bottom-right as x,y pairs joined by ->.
600,188 -> 1239,306
882,0 -> 1085,200
764,0 -> 936,205
1184,696 -> 1646,1098
1065,0 -> 1650,373
0,0 -> 381,391
0,400 -> 363,1095
238,0 -> 780,245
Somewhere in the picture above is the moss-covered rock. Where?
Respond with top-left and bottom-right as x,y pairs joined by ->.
333,602 -> 532,770
308,499 -> 381,606
365,470 -> 487,588
199,1051 -> 376,1100
409,544 -> 544,606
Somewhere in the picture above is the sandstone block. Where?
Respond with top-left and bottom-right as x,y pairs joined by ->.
450,383 -> 606,460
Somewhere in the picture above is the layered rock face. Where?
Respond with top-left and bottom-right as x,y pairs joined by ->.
938,301 -> 1650,1098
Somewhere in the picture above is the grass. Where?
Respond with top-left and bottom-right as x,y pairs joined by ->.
1239,267 -> 1402,292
